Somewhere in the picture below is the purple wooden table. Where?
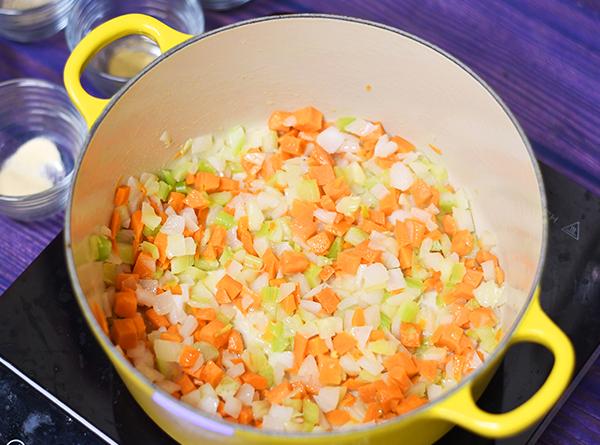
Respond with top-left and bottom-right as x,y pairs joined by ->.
0,0 -> 599,443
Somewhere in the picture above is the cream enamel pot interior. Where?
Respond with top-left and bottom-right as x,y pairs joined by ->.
63,14 -> 574,445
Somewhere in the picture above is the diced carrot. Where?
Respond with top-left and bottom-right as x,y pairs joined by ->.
262,248 -> 279,280
309,144 -> 334,166
208,224 -> 227,253
216,274 -> 243,299
291,218 -> 318,240
200,361 -> 224,388
495,265 -> 505,285
279,133 -> 304,156
369,329 -> 386,341
424,271 -> 443,293
407,219 -> 426,248
352,308 -> 365,327
265,381 -> 292,404
395,395 -> 427,415
416,359 -> 439,382
90,301 -> 109,335
369,209 -> 386,226
335,250 -> 361,275
111,318 -> 137,350
383,352 -> 418,376
238,406 -> 254,425
293,333 -> 308,370
308,164 -> 336,186
237,216 -> 257,255
394,221 -> 410,247
183,189 -> 210,209
130,209 -> 143,252
290,200 -> 316,220
319,194 -> 336,211
280,251 -> 310,274
114,289 -> 137,318
451,230 -> 474,256
359,219 -> 387,234
154,232 -> 168,264
443,282 -> 474,304
327,217 -> 353,237
179,345 -> 201,368
218,177 -> 239,192
176,374 -> 196,395
432,324 -> 464,353
306,232 -> 334,256
195,172 -> 220,192
399,246 -> 413,270
319,265 -> 335,281
192,307 -> 216,321
161,325 -> 183,343
114,185 -> 130,206
463,268 -> 483,288
268,111 -> 292,132
227,330 -> 245,354
390,135 -> 415,153
323,177 -> 351,201
354,240 -> 382,264
409,178 -> 434,208
116,273 -> 139,291
326,409 -> 350,426
197,319 -> 230,348
399,323 -> 422,348
314,288 -> 340,315
241,372 -> 268,390
476,249 -> 499,266
379,189 -> 399,215
318,355 -> 342,385
307,336 -> 329,356
146,308 -> 169,329
358,383 -> 378,403
339,393 -> 356,408
388,365 -> 412,393
293,106 -> 323,132
110,208 -> 121,241
426,229 -> 442,241
333,332 -> 357,355
343,377 -> 368,390
469,307 -> 497,328
280,293 -> 297,315
132,252 -> 155,279
168,191 -> 185,213
442,214 -> 457,236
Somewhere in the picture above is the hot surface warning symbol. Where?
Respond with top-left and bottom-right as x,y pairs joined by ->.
561,221 -> 580,240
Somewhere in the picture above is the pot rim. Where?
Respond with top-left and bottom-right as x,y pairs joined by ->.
64,13 -> 548,438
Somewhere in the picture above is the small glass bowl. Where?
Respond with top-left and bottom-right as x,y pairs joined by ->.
0,0 -> 76,42
65,0 -> 205,98
203,0 -> 253,11
0,79 -> 87,222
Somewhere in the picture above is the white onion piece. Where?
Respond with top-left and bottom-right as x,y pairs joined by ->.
316,126 -> 345,153
389,162 -> 414,191
374,134 -> 398,158
314,386 -> 341,413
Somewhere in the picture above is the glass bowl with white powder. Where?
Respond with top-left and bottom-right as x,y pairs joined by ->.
0,0 -> 76,42
0,79 -> 86,221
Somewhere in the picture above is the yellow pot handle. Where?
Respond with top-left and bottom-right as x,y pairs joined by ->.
429,288 -> 574,438
64,13 -> 191,128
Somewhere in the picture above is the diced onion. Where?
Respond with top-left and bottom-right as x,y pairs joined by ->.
316,126 -> 345,153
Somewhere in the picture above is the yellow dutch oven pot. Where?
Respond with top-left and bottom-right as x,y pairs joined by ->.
63,14 -> 575,444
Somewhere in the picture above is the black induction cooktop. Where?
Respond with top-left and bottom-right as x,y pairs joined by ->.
0,162 -> 599,445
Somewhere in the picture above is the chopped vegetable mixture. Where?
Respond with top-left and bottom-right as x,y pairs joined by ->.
89,107 -> 506,431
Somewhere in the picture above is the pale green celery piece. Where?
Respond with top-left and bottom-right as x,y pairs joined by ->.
410,264 -> 429,282
379,312 -> 392,331
449,262 -> 466,285
304,264 -> 322,288
314,256 -> 332,267
302,400 -> 319,425
397,300 -> 419,322
358,370 -> 380,382
194,342 -> 219,361
141,241 -> 159,259
344,227 -> 368,246
256,221 -> 271,238
262,130 -> 278,152
244,254 -> 263,270
216,376 -> 241,399
159,169 -> 176,187
156,359 -> 177,379
180,266 -> 204,282
469,327 -> 497,353
270,321 -> 290,352
297,179 -> 320,202
283,398 -> 303,411
335,116 -> 356,131
171,255 -> 194,274
209,191 -> 233,206
157,181 -> 171,201
336,196 -> 361,216
368,339 -> 396,355
197,159 -> 217,174
405,276 -> 425,294
143,225 -> 160,238
219,246 -> 234,267
430,164 -> 448,184
333,165 -> 346,179
215,210 -> 236,229
226,125 -> 246,155
142,202 -> 161,230
195,258 -> 220,271
153,268 -> 165,280
172,161 -> 193,182
364,176 -> 380,189
261,286 -> 279,315
327,236 -> 343,259
174,181 -> 188,194
431,240 -> 442,252
346,161 -> 366,185
102,263 -> 117,284
117,243 -> 134,265
249,348 -> 274,386
439,189 -> 456,214
89,234 -> 111,261
465,299 -> 481,310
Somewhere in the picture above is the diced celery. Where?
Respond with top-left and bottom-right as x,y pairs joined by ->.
143,224 -> 160,238
465,298 -> 481,310
179,266 -> 204,282
172,161 -> 193,182
256,221 -> 271,238
174,181 -> 188,194
302,399 -> 319,425
171,255 -> 194,274
346,161 -> 366,185
344,227 -> 368,246
156,359 -> 178,379
379,312 -> 391,331
410,264 -> 429,281
368,340 -> 396,355
335,116 -> 356,131
209,191 -> 232,206
197,159 -> 216,174
243,254 -> 263,270
216,376 -> 241,399
327,236 -> 343,259
304,264 -> 322,288
249,348 -> 274,386
270,321 -> 290,352
397,300 -> 419,322
141,241 -> 159,259
102,263 -> 117,284
117,243 -> 134,265
194,341 -> 219,361
430,164 -> 448,185
439,190 -> 456,213
219,246 -> 234,267
448,262 -> 466,286
215,210 -> 236,229
141,202 -> 161,230
157,181 -> 171,201
336,196 -> 361,216
89,234 -> 111,261
283,398 -> 303,411
405,277 -> 424,294
297,179 -> 320,202
261,286 -> 279,315
358,370 -> 380,382
159,169 -> 176,187
195,258 -> 220,271
262,130 -> 278,152
469,327 -> 497,353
